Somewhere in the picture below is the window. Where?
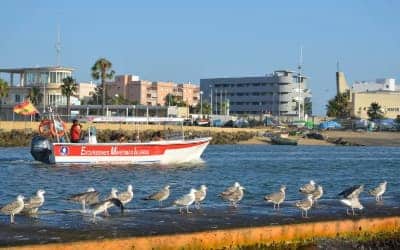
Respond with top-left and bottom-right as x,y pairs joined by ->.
15,95 -> 20,103
50,72 -> 56,83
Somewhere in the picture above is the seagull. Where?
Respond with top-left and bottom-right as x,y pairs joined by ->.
222,182 -> 241,194
117,185 -> 134,205
90,198 -> 124,223
295,194 -> 313,218
173,188 -> 196,214
338,185 -> 364,199
22,189 -> 46,215
0,195 -> 25,224
68,188 -> 99,212
194,185 -> 207,209
264,185 -> 286,210
142,185 -> 170,207
220,184 -> 245,207
338,185 -> 364,216
106,188 -> 118,200
340,197 -> 364,216
311,185 -> 324,206
299,180 -> 316,194
368,181 -> 387,202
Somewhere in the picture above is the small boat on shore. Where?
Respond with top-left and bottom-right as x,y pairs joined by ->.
31,115 -> 211,165
270,136 -> 298,146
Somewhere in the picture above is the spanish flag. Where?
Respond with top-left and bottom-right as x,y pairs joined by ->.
13,101 -> 38,115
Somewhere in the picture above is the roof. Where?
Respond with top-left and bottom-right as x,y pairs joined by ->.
0,66 -> 74,73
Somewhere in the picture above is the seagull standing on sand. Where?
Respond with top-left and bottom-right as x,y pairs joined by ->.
220,184 -> 245,207
368,181 -> 387,202
311,185 -> 323,206
68,188 -> 99,212
117,185 -> 134,205
338,185 -> 364,216
299,180 -> 316,194
295,194 -> 313,218
264,185 -> 286,210
22,189 -> 46,215
0,195 -> 25,224
143,185 -> 170,207
194,185 -> 207,209
90,198 -> 124,223
173,188 -> 196,214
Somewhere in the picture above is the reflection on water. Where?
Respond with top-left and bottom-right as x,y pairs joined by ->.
0,145 -> 399,229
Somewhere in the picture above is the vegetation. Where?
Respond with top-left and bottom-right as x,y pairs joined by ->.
367,102 -> 384,120
91,58 -> 115,115
0,78 -> 10,115
326,92 -> 350,118
61,76 -> 78,119
190,101 -> 211,115
165,93 -> 187,107
27,86 -> 43,106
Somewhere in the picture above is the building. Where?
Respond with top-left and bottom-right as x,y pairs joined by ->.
0,66 -> 95,108
336,72 -> 400,119
106,74 -> 200,106
200,70 -> 312,117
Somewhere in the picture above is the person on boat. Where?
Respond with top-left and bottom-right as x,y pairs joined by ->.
152,131 -> 163,141
70,119 -> 82,143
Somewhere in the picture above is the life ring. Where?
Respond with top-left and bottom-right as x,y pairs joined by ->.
50,120 -> 67,137
38,119 -> 52,136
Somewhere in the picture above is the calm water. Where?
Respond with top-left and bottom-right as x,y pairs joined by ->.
0,145 -> 399,229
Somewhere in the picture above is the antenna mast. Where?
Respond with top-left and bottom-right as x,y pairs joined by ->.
297,46 -> 303,120
55,25 -> 61,66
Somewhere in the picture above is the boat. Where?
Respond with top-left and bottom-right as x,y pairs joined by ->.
31,115 -> 211,165
270,135 -> 298,146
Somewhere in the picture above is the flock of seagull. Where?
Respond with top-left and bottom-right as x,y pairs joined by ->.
0,180 -> 388,224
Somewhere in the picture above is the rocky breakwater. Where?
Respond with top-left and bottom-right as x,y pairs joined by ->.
0,129 -> 257,147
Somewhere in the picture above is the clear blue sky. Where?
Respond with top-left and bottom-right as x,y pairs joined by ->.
1,0 -> 400,115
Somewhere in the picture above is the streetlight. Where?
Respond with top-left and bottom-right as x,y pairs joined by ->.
200,91 -> 203,118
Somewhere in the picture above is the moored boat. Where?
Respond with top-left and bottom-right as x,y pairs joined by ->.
270,136 -> 298,146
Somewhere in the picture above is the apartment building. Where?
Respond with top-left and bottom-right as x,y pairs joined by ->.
107,74 -> 200,106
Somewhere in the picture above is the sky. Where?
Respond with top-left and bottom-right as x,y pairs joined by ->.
1,0 -> 400,115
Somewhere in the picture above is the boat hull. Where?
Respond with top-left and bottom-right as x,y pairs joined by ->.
31,137 -> 211,165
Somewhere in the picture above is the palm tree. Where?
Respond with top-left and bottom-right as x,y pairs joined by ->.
91,58 -> 115,115
367,102 -> 384,120
61,76 -> 78,119
27,86 -> 43,106
326,92 -> 350,118
0,79 -> 10,117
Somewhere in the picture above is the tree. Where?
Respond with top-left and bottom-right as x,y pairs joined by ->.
0,79 -> 9,117
27,86 -> 43,106
61,76 -> 78,118
326,92 -> 350,118
0,79 -> 9,103
190,101 -> 211,115
91,58 -> 115,115
165,93 -> 187,107
367,102 -> 384,120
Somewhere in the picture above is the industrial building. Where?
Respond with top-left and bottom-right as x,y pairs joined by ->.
336,71 -> 400,119
200,70 -> 312,118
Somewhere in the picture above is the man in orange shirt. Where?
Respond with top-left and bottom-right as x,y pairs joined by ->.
70,119 -> 82,143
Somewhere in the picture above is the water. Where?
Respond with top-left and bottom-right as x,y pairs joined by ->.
0,145 -> 399,243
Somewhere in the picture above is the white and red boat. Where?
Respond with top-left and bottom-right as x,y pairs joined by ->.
31,116 -> 211,165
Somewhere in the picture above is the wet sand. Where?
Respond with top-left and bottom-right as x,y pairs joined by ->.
1,197 -> 399,247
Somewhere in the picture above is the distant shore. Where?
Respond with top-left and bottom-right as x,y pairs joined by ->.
2,121 -> 400,147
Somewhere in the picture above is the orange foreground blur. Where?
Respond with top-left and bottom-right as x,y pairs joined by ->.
5,216 -> 400,250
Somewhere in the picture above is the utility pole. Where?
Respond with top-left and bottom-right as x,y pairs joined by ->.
210,85 -> 213,115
